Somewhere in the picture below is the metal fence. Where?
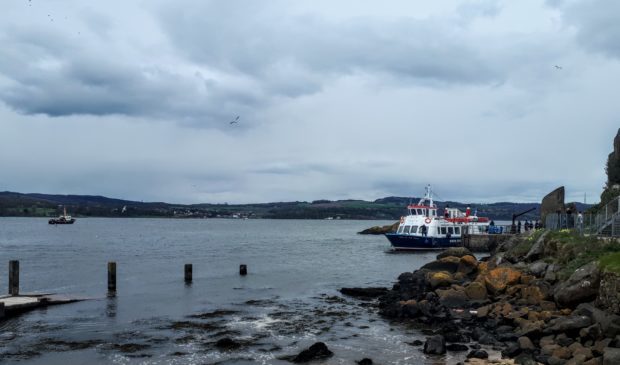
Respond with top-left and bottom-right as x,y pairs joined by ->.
544,196 -> 620,236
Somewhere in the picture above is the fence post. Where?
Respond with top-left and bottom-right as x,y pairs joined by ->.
9,260 -> 19,296
239,264 -> 247,276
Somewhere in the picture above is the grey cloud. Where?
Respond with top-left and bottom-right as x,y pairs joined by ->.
160,2 -> 503,87
553,0 -> 620,59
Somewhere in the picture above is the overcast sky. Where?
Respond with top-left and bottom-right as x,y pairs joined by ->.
0,0 -> 618,204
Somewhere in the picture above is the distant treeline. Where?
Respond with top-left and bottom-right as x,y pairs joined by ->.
0,191 -> 591,221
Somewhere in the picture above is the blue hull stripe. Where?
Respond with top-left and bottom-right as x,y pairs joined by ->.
385,233 -> 462,250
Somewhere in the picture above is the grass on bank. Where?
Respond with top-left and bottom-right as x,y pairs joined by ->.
542,230 -> 620,278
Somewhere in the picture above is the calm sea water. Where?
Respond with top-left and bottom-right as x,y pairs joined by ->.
0,218 -> 470,364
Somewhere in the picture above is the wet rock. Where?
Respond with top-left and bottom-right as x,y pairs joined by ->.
603,347 -> 620,365
575,303 -> 620,338
409,339 -> 424,346
339,287 -> 388,298
291,342 -> 333,363
445,331 -> 469,343
109,343 -> 151,353
437,247 -> 473,259
423,335 -> 446,355
447,343 -> 469,352
484,267 -> 522,295
554,262 -> 600,308
356,358 -> 373,365
467,349 -> 489,359
399,299 -> 420,317
215,338 -> 242,350
421,256 -> 461,274
514,353 -> 538,365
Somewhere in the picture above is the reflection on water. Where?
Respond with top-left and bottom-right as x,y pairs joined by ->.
0,218 -> 473,364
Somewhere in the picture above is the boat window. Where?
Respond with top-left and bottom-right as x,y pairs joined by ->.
440,227 -> 447,234
437,227 -> 441,235
448,227 -> 454,234
430,209 -> 436,216
403,225 -> 411,234
455,227 -> 461,235
397,226 -> 404,234
411,226 -> 418,234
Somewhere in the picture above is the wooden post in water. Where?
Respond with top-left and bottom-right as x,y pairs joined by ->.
184,264 -> 192,283
0,302 -> 4,319
239,264 -> 247,276
108,262 -> 117,293
9,260 -> 19,296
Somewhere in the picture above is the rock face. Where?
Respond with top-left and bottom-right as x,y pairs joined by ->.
554,262 -> 601,308
540,187 -> 565,227
606,128 -> 620,187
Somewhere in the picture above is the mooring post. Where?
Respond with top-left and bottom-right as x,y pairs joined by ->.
108,262 -> 117,293
9,260 -> 19,296
239,264 -> 247,276
0,302 -> 4,319
184,264 -> 192,283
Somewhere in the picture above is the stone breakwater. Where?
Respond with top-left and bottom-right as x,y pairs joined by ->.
376,233 -> 620,365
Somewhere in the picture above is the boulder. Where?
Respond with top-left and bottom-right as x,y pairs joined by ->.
421,256 -> 461,274
437,247 -> 472,259
467,349 -> 489,359
529,261 -> 549,277
524,231 -> 548,262
356,359 -> 373,365
465,281 -> 487,300
554,262 -> 601,308
292,342 -> 333,363
423,335 -> 446,355
545,316 -> 592,333
446,343 -> 469,351
603,347 -> 620,365
458,255 -> 478,275
436,288 -> 469,308
428,271 -> 453,289
484,267 -> 522,295
518,336 -> 536,351
215,337 -> 241,350
584,357 -> 603,365
575,303 -> 620,337
521,280 -> 552,305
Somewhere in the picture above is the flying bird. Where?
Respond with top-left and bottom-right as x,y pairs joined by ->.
230,116 -> 240,125
554,65 -> 562,70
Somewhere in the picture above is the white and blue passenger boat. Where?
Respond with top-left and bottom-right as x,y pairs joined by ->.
385,185 -> 491,250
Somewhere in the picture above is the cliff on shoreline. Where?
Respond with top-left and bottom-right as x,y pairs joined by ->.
373,230 -> 620,365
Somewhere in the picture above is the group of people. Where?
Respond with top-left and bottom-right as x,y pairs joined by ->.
511,220 -> 542,234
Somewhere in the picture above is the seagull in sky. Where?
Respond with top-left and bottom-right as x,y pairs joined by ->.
230,116 -> 240,125
554,65 -> 562,70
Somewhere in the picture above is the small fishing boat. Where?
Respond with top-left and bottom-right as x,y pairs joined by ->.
385,185 -> 491,250
48,207 -> 76,225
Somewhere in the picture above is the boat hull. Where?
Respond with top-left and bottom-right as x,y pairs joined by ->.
385,233 -> 462,250
48,219 -> 76,225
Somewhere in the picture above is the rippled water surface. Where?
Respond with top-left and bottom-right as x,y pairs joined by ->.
0,218 -> 467,364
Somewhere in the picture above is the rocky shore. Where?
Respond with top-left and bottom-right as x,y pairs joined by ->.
373,230 -> 620,365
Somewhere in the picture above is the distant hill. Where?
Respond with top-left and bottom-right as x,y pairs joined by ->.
0,191 -> 591,220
